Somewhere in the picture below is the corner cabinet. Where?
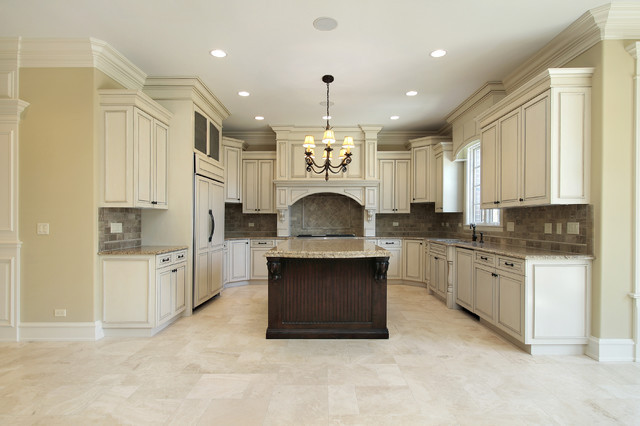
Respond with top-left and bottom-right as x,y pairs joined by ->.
99,90 -> 173,209
378,152 -> 411,213
478,68 -> 592,208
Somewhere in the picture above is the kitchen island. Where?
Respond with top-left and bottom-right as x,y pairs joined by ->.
265,238 -> 391,339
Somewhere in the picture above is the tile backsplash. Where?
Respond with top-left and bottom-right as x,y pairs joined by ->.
98,208 -> 141,252
289,193 -> 364,237
224,203 -> 277,238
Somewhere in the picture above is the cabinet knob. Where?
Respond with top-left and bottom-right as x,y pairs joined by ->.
519,198 -> 524,202
491,272 -> 498,277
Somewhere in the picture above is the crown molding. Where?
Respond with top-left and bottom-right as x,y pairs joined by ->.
222,131 -> 273,148
16,38 -> 146,90
445,82 -> 505,123
0,99 -> 29,122
503,2 -> 640,93
143,76 -> 230,127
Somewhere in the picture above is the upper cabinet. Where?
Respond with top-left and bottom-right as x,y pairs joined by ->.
410,142 -> 435,203
243,152 -> 275,214
478,68 -> 593,209
433,142 -> 463,213
194,107 -> 221,162
222,137 -> 245,203
99,90 -> 173,209
378,152 -> 411,214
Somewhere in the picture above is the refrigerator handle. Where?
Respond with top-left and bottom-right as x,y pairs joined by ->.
209,209 -> 215,243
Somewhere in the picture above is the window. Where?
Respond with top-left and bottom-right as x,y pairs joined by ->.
467,142 -> 500,226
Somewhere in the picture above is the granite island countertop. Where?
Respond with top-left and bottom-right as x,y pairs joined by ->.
266,238 -> 391,259
98,245 -> 188,256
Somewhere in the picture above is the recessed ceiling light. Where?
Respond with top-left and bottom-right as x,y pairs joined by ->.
390,116 -> 400,120
238,91 -> 250,97
430,49 -> 447,58
322,115 -> 332,120
210,49 -> 227,58
255,116 -> 264,121
313,17 -> 338,31
406,91 -> 418,96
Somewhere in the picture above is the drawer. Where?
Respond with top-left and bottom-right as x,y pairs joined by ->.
173,250 -> 187,263
429,242 -> 447,257
378,239 -> 402,248
156,253 -> 174,268
251,239 -> 275,248
475,251 -> 496,267
496,256 -> 524,275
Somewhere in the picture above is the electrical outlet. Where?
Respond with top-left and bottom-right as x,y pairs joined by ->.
248,222 -> 255,227
556,223 -> 563,234
37,223 -> 49,235
567,222 -> 579,235
506,222 -> 515,232
392,222 -> 399,227
544,223 -> 552,234
110,222 -> 122,233
54,309 -> 66,317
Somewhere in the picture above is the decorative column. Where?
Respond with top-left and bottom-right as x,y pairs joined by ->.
0,38 -> 28,341
626,42 -> 640,362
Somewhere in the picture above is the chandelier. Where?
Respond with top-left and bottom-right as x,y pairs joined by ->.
303,75 -> 354,181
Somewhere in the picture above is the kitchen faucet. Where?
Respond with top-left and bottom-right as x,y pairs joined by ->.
470,223 -> 477,241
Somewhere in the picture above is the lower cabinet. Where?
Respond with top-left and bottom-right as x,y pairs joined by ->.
454,248 -> 473,311
227,239 -> 249,283
378,239 -> 402,279
101,249 -> 187,336
428,243 -> 447,299
250,239 -> 276,280
403,239 -> 424,282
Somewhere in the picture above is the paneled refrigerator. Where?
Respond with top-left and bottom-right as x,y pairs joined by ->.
193,171 -> 225,308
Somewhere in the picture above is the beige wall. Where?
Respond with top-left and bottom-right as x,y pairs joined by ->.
566,40 -> 636,338
19,68 -> 122,323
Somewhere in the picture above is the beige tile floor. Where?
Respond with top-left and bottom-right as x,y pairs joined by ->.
1,284 -> 639,425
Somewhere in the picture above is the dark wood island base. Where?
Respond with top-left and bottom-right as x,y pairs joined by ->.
266,256 -> 390,339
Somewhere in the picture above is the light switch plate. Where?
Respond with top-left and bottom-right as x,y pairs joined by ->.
556,223 -> 563,234
110,222 -> 123,233
54,309 -> 66,317
506,222 -> 515,232
567,222 -> 579,235
248,222 -> 255,227
393,222 -> 399,227
544,223 -> 552,234
37,223 -> 49,235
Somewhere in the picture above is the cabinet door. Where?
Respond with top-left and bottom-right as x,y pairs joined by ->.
243,160 -> 258,213
134,109 -> 154,207
497,272 -> 524,339
224,146 -> 242,203
174,263 -> 186,313
429,255 -> 438,291
194,252 -> 210,306
395,160 -> 411,213
209,248 -> 224,296
437,257 -> 447,296
499,110 -> 520,207
455,249 -> 473,310
209,180 -> 225,247
412,146 -> 430,202
521,93 -> 550,205
480,124 -> 498,208
379,160 -> 396,213
250,247 -> 270,280
258,160 -> 274,213
195,177 -> 211,252
157,268 -> 173,324
474,265 -> 496,321
154,120 -> 169,208
229,240 -> 249,282
435,154 -> 443,211
387,247 -> 402,279
403,240 -> 423,282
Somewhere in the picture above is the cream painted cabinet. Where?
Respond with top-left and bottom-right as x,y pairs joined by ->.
433,143 -> 463,213
99,90 -> 172,209
243,159 -> 274,213
378,239 -> 402,279
101,249 -> 187,336
411,144 -> 433,203
403,239 -> 423,282
228,239 -> 249,282
428,243 -> 447,298
455,248 -> 473,311
222,137 -> 244,203
250,239 -> 276,280
379,157 -> 410,214
479,68 -> 592,208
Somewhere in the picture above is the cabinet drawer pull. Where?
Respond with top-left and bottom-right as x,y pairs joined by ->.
257,242 -> 267,245
151,201 -> 158,205
480,256 -> 488,260
161,257 -> 170,263
504,262 -> 514,267
172,268 -> 177,273
434,256 -> 439,260
177,254 -> 184,259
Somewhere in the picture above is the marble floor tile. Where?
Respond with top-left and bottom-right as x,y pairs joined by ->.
0,284 -> 638,425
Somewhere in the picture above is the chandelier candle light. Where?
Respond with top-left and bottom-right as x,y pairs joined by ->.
303,75 -> 354,181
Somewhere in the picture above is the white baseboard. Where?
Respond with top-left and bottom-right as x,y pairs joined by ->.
586,337 -> 636,362
0,326 -> 18,342
19,321 -> 104,341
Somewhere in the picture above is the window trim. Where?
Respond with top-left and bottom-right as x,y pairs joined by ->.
465,142 -> 501,228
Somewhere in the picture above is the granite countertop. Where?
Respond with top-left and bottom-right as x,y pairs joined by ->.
98,245 -> 188,256
266,238 -> 391,259
425,238 -> 593,260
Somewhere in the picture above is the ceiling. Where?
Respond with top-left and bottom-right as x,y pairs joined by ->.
0,0 -> 623,135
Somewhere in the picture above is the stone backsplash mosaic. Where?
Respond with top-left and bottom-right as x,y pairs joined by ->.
289,193 -> 364,237
224,203 -> 278,238
98,208 -> 142,252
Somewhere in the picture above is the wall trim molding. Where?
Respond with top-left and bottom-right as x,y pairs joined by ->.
18,37 -> 147,90
19,321 -> 104,341
586,337 -> 636,362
